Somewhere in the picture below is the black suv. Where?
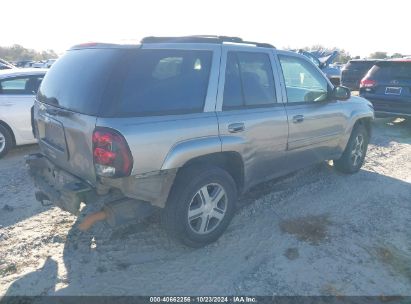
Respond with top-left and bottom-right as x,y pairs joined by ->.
341,60 -> 378,90
360,59 -> 411,118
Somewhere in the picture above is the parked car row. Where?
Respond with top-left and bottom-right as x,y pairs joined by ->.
339,57 -> 411,118
12,59 -> 57,69
360,59 -> 411,118
341,59 -> 380,90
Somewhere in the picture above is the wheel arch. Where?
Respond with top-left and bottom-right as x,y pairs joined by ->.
0,120 -> 16,147
340,111 -> 373,149
180,151 -> 245,194
353,116 -> 372,137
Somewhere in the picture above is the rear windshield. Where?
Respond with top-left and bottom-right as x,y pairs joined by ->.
345,61 -> 375,70
368,62 -> 411,79
37,48 -> 212,117
37,48 -> 122,115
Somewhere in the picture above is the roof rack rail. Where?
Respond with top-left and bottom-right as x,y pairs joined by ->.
141,36 -> 275,49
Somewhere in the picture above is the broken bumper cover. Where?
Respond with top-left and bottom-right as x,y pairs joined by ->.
25,153 -> 96,215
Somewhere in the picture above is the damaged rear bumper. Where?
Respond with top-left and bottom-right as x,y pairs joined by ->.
25,153 -> 96,215
25,153 -> 158,226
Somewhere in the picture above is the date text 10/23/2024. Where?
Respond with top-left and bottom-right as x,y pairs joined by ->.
149,297 -> 257,303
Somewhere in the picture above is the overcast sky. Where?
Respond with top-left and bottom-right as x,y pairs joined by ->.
1,0 -> 409,57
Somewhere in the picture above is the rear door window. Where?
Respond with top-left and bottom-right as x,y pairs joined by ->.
223,51 -> 276,110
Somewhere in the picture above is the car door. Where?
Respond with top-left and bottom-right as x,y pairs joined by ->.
276,53 -> 346,170
216,46 -> 289,190
0,75 -> 43,143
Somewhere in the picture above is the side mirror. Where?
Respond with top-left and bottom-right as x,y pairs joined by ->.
332,86 -> 351,100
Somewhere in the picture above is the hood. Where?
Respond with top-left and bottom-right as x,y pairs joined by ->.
296,50 -> 339,69
309,50 -> 339,67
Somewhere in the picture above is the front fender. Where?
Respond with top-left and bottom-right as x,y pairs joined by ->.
339,103 -> 374,151
345,110 -> 374,134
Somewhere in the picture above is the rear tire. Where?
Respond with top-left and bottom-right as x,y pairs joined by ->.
162,165 -> 237,248
334,124 -> 369,173
0,125 -> 13,159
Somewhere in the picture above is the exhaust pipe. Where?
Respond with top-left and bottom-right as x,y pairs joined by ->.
78,199 -> 156,231
104,199 -> 156,227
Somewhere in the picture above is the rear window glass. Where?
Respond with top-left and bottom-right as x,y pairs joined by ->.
37,48 -> 212,117
107,49 -> 212,117
369,62 -> 411,79
37,49 -> 122,115
345,61 -> 375,70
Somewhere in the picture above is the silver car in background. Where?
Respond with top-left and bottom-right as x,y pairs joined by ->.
0,68 -> 46,158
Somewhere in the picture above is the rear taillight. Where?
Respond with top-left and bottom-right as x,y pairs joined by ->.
92,127 -> 133,177
360,78 -> 376,88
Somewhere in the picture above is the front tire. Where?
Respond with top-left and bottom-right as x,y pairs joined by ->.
0,125 -> 13,159
163,165 -> 237,248
334,124 -> 369,173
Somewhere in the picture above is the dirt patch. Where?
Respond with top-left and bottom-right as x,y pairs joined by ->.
284,248 -> 299,260
280,214 -> 331,245
321,283 -> 343,296
375,246 -> 411,283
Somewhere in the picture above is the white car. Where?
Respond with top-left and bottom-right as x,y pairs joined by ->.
0,69 -> 47,158
45,59 -> 57,68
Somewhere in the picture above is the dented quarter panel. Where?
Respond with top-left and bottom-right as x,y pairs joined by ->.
96,112 -> 220,175
161,136 -> 222,170
100,169 -> 178,207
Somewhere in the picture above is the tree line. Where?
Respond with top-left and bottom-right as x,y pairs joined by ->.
0,44 -> 406,63
0,44 -> 58,62
288,44 -> 406,63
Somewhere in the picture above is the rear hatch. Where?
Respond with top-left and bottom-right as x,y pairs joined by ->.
341,61 -> 375,87
34,46 -> 136,185
362,61 -> 411,114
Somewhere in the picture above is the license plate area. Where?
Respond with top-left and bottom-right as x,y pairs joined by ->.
385,87 -> 402,95
37,116 -> 66,152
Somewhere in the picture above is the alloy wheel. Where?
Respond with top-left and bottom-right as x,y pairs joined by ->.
0,131 -> 5,153
187,183 -> 227,235
351,134 -> 364,167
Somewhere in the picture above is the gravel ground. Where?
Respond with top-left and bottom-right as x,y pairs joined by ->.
0,118 -> 410,296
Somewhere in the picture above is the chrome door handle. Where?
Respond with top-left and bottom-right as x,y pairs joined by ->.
292,115 -> 304,123
228,122 -> 245,133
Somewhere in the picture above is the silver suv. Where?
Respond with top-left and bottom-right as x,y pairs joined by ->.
26,36 -> 374,247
